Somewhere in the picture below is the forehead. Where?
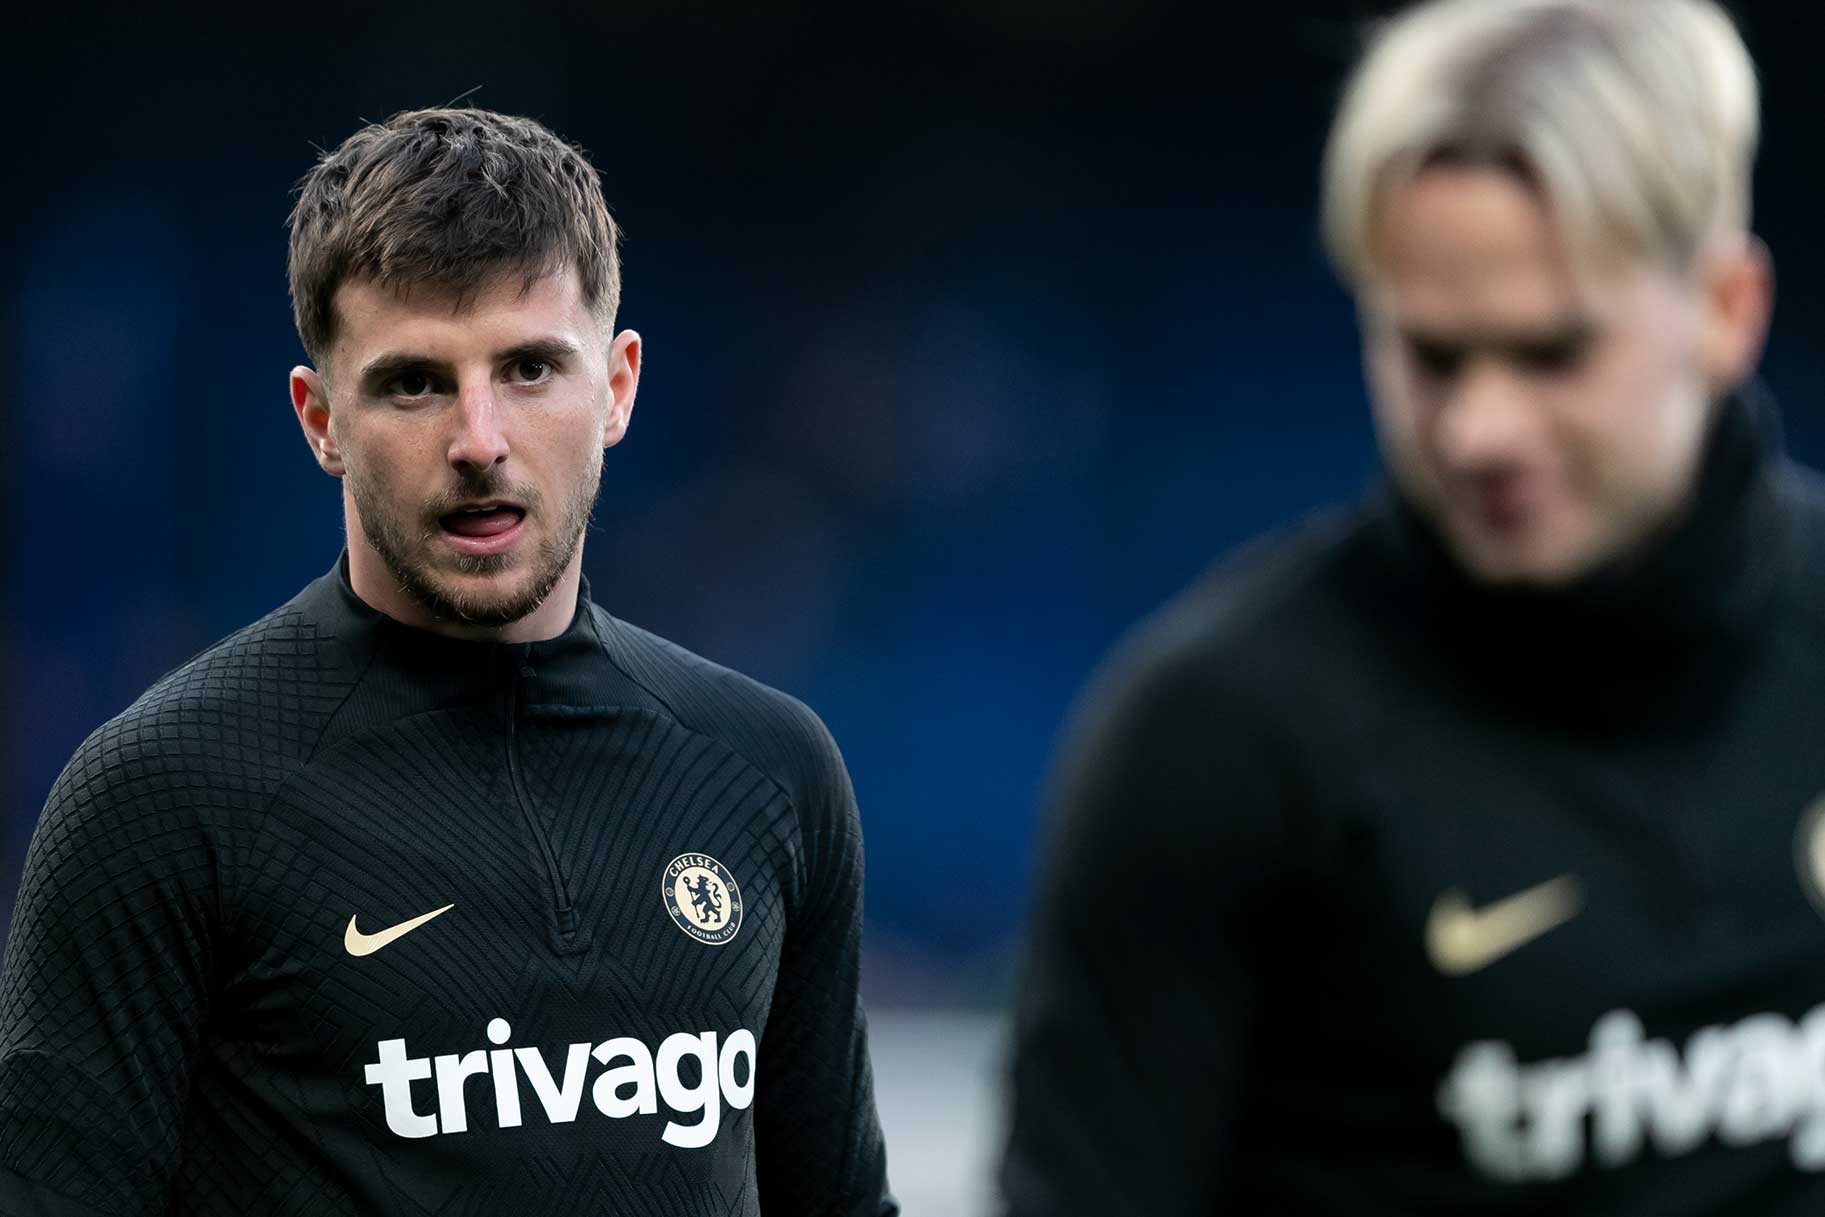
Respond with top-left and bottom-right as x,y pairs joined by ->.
328,265 -> 595,366
1364,165 -> 1609,329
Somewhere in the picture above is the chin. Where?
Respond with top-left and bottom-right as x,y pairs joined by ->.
415,568 -> 546,627
446,550 -> 522,577
1449,531 -> 1605,589
456,581 -> 541,616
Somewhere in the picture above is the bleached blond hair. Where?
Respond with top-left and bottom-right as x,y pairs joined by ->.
1322,0 -> 1758,286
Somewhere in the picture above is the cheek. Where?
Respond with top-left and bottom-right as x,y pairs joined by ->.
1590,319 -> 1696,431
1556,339 -> 1708,507
338,420 -> 421,489
552,405 -> 610,467
1366,346 -> 1438,478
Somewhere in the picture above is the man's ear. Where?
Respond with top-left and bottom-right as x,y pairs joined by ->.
604,330 -> 642,449
1699,232 -> 1774,396
291,365 -> 346,476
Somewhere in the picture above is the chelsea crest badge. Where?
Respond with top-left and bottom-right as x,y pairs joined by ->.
663,853 -> 744,945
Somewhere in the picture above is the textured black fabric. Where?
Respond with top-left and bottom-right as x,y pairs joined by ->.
0,556 -> 896,1217
1002,389 -> 1825,1215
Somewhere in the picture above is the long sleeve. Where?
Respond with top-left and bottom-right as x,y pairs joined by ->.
754,712 -> 897,1217
0,714 -> 219,1217
999,615 -> 1296,1216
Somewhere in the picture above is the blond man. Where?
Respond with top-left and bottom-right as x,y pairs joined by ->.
1000,2 -> 1825,1211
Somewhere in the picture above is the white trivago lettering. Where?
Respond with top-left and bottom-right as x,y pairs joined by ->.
1438,1004 -> 1825,1180
363,1018 -> 757,1148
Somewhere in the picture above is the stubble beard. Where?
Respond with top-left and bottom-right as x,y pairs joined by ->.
346,446 -> 603,628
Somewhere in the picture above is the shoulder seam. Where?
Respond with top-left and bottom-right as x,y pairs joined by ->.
584,603 -> 685,723
584,607 -> 811,811
226,610 -> 386,930
584,606 -> 837,895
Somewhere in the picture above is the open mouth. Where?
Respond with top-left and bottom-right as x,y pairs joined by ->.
439,504 -> 527,538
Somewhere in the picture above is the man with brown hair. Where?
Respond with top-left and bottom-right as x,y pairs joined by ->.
0,107 -> 896,1216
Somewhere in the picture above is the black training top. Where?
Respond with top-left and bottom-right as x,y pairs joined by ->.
1002,388 -> 1825,1215
0,556 -> 896,1217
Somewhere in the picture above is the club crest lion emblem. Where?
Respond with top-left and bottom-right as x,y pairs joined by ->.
662,853 -> 744,945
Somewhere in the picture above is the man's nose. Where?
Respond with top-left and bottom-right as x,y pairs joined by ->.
448,382 -> 510,472
1435,362 -> 1534,471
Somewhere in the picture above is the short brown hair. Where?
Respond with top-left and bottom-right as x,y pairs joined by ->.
287,106 -> 621,365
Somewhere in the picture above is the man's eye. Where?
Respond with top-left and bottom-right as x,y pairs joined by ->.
1407,339 -> 1463,379
511,358 -> 551,382
389,371 -> 434,397
1511,340 -> 1587,375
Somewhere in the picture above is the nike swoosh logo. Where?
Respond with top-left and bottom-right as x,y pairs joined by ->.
344,904 -> 455,957
1426,876 -> 1581,976
1796,795 -> 1825,918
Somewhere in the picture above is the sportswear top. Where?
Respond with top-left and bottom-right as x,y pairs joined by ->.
1000,388 -> 1825,1215
0,554 -> 897,1217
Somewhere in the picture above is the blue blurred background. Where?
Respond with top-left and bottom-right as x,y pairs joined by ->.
5,0 -> 1825,1204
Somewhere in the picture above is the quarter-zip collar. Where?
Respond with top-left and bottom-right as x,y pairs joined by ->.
296,550 -> 666,724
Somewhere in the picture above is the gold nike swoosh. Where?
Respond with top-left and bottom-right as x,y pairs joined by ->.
344,904 -> 455,957
1425,876 -> 1581,977
1796,795 -> 1825,918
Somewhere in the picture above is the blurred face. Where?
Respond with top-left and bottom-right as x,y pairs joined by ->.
291,266 -> 640,636
1361,164 -> 1762,587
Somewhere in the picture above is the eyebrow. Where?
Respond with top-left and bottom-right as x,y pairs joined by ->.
357,337 -> 583,385
1397,318 -> 1597,357
499,338 -> 581,366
